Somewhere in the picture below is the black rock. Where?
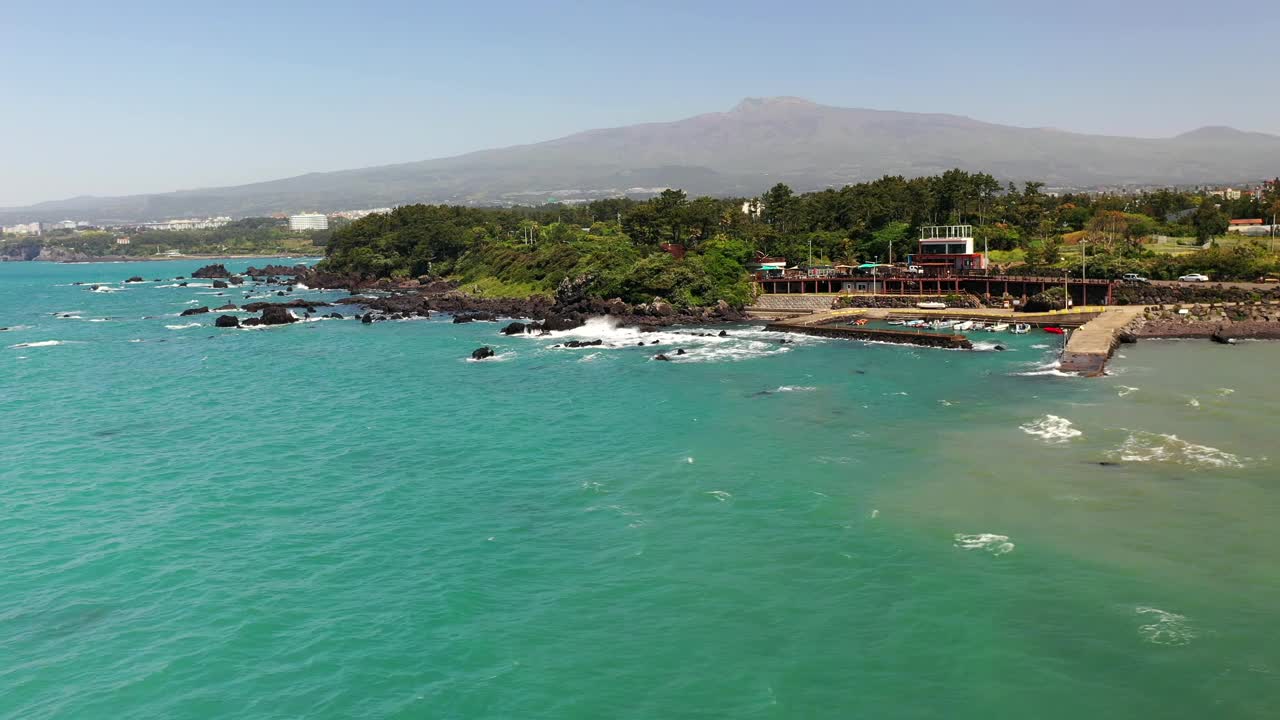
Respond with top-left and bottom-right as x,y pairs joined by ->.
212,280 -> 228,289
276,291 -> 286,296
563,339 -> 603,348
993,344 -> 1007,351
260,306 -> 296,325
180,306 -> 210,316
192,264 -> 232,279
471,346 -> 496,360
214,315 -> 240,328
654,354 -> 671,361
241,317 -> 263,327
637,341 -> 645,346
650,340 -> 660,345
126,276 -> 144,283
501,321 -> 531,335
178,282 -> 188,287
327,313 -> 344,320
675,348 -> 686,355
228,276 -> 244,285
361,313 -> 373,324
718,330 -> 728,337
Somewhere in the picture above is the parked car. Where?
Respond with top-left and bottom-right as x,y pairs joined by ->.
1178,273 -> 1210,282
1121,272 -> 1149,284
1257,276 -> 1279,283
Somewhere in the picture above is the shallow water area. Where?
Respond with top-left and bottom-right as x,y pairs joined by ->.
2,260 -> 1279,719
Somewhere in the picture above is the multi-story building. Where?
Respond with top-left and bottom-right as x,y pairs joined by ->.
3,222 -> 43,235
141,217 -> 232,231
288,213 -> 329,231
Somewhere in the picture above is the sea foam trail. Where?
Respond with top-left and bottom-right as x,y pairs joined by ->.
1135,607 -> 1195,646
1110,431 -> 1250,469
1020,415 -> 1082,443
165,323 -> 202,330
7,340 -> 64,349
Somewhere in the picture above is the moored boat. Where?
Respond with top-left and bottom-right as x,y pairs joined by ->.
953,320 -> 975,331
989,323 -> 1010,332
917,302 -> 946,310
1011,323 -> 1030,334
1043,326 -> 1065,335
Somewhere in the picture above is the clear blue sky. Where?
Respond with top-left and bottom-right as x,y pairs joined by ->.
4,0 -> 1277,206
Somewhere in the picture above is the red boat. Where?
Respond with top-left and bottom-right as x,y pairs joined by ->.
1043,327 -> 1065,335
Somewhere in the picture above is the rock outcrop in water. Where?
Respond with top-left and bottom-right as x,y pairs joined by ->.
214,315 -> 240,328
260,306 -> 297,325
470,346 -> 495,360
192,264 -> 231,279
180,306 -> 210,316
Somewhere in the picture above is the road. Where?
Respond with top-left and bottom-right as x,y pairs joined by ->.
1143,279 -> 1279,291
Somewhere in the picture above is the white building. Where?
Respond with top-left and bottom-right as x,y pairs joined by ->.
288,212 -> 329,231
141,217 -> 231,231
3,222 -> 43,235
54,220 -> 79,230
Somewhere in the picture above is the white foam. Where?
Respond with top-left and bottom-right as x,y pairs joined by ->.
1186,397 -> 1200,408
1217,388 -> 1235,396
8,340 -> 64,349
521,316 -> 817,363
465,351 -> 516,363
705,490 -> 732,502
1031,343 -> 1051,349
1111,431 -> 1249,469
1117,386 -> 1139,398
954,533 -> 1015,555
1020,415 -> 1081,443
1013,360 -> 1077,378
1135,606 -> 1195,646
578,352 -> 602,362
90,286 -> 121,293
774,385 -> 816,392
165,323 -> 202,330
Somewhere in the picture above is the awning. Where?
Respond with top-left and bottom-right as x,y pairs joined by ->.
758,263 -> 786,270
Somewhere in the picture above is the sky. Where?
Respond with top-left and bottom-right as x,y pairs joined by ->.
3,0 -> 1278,207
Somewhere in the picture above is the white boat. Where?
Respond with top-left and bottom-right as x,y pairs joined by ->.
887,320 -> 907,326
932,320 -> 956,330
953,321 -> 975,331
905,319 -> 926,328
1011,323 -> 1030,334
916,302 -> 946,310
989,323 -> 1010,333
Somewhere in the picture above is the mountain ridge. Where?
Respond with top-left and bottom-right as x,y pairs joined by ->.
5,98 -> 1278,223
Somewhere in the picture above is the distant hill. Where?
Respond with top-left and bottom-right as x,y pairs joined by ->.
6,97 -> 1280,223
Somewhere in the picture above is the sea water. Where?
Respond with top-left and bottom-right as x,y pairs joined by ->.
2,260 -> 1278,719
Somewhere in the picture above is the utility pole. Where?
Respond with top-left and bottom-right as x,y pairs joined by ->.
1080,239 -> 1086,308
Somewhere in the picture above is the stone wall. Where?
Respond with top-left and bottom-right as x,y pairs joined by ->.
1126,301 -> 1280,339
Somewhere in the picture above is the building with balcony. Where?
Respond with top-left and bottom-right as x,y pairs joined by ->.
912,225 -> 987,273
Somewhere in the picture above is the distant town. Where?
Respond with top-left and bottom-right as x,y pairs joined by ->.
1,206 -> 395,237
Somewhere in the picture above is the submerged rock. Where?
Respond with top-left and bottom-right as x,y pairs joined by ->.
653,354 -> 671,361
126,276 -> 144,283
180,306 -> 210,316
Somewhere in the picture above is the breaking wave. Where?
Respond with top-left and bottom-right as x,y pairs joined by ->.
954,533 -> 1015,555
1110,431 -> 1250,469
1020,415 -> 1082,443
165,323 -> 202,330
521,316 -> 817,363
774,385 -> 816,392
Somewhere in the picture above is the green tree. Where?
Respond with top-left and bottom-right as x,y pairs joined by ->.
1192,200 -> 1228,242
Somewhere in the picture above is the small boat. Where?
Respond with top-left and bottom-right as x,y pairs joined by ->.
932,320 -> 956,330
989,323 -> 1010,333
953,321 -> 975,331
1043,326 -> 1065,335
1011,323 -> 1030,334
905,319 -> 926,328
850,318 -> 869,326
917,302 -> 946,310
887,320 -> 907,326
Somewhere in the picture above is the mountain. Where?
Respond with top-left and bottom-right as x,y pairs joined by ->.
6,97 -> 1280,223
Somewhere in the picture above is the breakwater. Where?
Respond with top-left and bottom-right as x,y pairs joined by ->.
766,321 -> 973,349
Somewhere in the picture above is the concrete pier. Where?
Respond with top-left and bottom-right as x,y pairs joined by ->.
1058,307 -> 1146,375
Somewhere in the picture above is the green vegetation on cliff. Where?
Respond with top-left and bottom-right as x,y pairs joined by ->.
315,171 -> 1280,304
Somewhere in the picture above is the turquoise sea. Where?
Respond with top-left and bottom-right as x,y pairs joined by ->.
2,259 -> 1279,719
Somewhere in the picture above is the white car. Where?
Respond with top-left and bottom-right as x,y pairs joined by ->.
1178,273 -> 1210,282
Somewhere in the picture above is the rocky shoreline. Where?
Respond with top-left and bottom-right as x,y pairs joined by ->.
100,263 -> 748,332
1125,301 -> 1280,341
